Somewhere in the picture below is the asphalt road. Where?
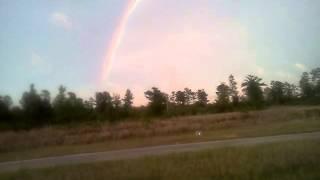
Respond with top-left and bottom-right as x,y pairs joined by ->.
1,131 -> 320,173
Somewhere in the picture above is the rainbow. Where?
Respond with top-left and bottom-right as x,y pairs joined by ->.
101,0 -> 142,83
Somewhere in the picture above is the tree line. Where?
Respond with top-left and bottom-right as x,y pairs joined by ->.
0,67 -> 319,130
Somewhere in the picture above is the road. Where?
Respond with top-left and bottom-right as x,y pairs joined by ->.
1,131 -> 320,173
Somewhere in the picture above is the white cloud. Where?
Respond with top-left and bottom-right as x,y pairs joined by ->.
294,63 -> 307,71
51,12 -> 72,30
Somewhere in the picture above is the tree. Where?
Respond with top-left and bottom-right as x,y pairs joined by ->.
1,95 -> 12,108
169,91 -> 176,104
39,90 -> 53,120
123,89 -> 134,110
144,87 -> 167,115
270,81 -> 285,104
311,68 -> 320,84
228,75 -> 239,105
264,87 -> 272,103
0,95 -> 12,122
84,98 -> 95,111
112,94 -> 122,109
196,89 -> 208,106
216,83 -> 230,106
40,90 -> 51,102
110,94 -> 122,120
190,91 -> 196,104
184,88 -> 195,105
52,85 -> 67,123
66,92 -> 86,121
175,91 -> 186,105
53,86 -> 67,110
311,68 -> 320,97
53,86 -> 87,123
299,72 -> 313,98
241,75 -> 266,106
20,84 -> 51,126
20,84 -> 41,121
283,82 -> 298,101
95,91 -> 113,118
266,81 -> 297,104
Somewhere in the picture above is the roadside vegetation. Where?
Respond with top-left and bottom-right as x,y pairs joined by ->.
1,139 -> 320,180
0,106 -> 319,162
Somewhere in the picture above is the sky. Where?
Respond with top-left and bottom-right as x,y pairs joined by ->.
1,0 -> 320,105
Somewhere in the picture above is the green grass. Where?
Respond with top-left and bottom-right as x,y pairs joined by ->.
1,139 -> 320,180
0,106 -> 320,162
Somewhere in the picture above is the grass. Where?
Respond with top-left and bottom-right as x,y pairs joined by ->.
0,106 -> 320,162
1,139 -> 320,179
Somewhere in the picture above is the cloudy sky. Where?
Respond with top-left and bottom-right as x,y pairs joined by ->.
1,0 -> 320,105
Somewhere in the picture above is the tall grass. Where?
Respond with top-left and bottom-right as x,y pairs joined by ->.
1,139 -> 320,180
0,106 -> 319,153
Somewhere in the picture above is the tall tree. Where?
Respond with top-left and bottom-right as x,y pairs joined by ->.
20,84 -> 40,120
175,91 -> 186,105
299,72 -> 313,98
241,75 -> 266,106
196,89 -> 209,106
283,82 -> 298,101
111,94 -> 122,120
123,89 -> 134,110
20,84 -> 50,126
263,87 -> 272,103
95,91 -> 112,115
53,86 -> 67,109
311,68 -> 320,97
184,88 -> 195,105
0,95 -> 12,108
144,87 -> 167,115
67,92 -> 86,121
112,94 -> 122,109
39,90 -> 53,120
52,86 -> 68,122
228,74 -> 239,105
216,83 -> 230,105
53,87 -> 86,123
0,95 -> 12,122
311,68 -> 320,84
267,81 -> 298,104
270,81 -> 285,104
40,90 -> 51,102
84,97 -> 95,111
169,91 -> 176,104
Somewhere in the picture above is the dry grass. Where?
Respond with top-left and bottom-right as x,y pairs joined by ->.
0,106 -> 319,161
1,139 -> 320,180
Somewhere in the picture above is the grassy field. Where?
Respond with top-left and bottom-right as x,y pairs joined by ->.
0,106 -> 320,162
1,139 -> 320,180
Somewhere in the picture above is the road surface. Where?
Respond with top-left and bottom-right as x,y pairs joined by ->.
1,131 -> 320,173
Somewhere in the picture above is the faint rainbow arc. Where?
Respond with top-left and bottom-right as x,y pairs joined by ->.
101,0 -> 142,83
